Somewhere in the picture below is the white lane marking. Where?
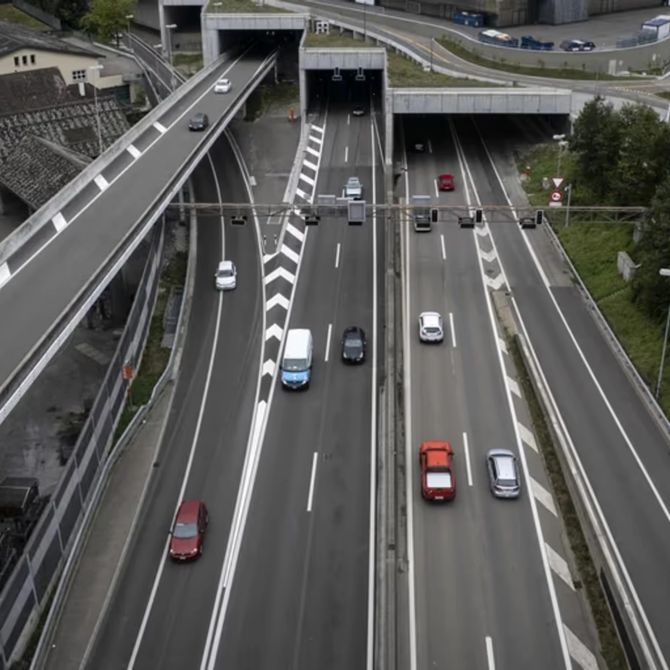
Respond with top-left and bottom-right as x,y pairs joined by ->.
303,159 -> 318,171
428,139 -> 433,154
128,281 -> 226,669
306,452 -> 318,512
286,222 -> 305,242
94,174 -> 109,191
434,179 -> 439,198
463,432 -> 472,486
265,324 -> 283,342
311,123 -> 324,133
480,248 -> 497,263
281,243 -> 300,265
264,266 -> 294,286
367,113 -> 379,670
452,119 -> 572,668
299,173 -> 316,187
531,477 -> 558,517
475,226 -> 488,237
485,273 -> 505,291
127,144 -> 141,159
324,323 -> 333,362
440,234 -> 446,260
517,422 -> 538,453
153,121 -> 167,133
335,242 -> 341,268
261,359 -> 275,377
266,293 -> 290,311
0,263 -> 10,289
545,542 -> 574,590
52,212 -> 68,232
507,376 -> 521,398
564,625 -> 599,670
295,187 -> 310,201
497,336 -> 508,354
309,134 -> 323,145
449,312 -> 456,348
306,145 -> 320,158
347,113 -> 351,125
344,145 -> 349,163
485,636 -> 495,670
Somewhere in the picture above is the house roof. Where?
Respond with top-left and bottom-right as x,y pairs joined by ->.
0,19 -> 97,58
0,135 -> 90,210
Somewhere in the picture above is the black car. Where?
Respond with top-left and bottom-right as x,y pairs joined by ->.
188,112 -> 209,131
341,326 -> 366,364
559,39 -> 595,52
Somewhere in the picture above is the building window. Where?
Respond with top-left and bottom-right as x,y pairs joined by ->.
72,69 -> 87,82
30,54 -> 35,64
14,56 -> 19,66
22,55 -> 27,65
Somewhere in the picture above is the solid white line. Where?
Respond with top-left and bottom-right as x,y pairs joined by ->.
306,452 -> 318,512
335,242 -> 341,268
434,179 -> 439,198
324,323 -> 332,362
347,113 -> 350,125
463,431 -> 473,486
486,636 -> 495,670
440,234 -> 446,261
449,312 -> 456,348
344,145 -> 349,163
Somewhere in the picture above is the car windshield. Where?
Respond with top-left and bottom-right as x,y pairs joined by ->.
217,268 -> 233,277
498,478 -> 517,488
424,326 -> 440,333
283,358 -> 308,372
345,338 -> 363,348
173,521 -> 197,539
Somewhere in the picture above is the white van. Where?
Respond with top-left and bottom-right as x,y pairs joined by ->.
280,329 -> 313,389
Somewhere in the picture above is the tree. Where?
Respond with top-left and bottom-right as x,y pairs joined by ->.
56,0 -> 89,28
80,0 -> 135,42
611,104 -> 670,207
569,96 -> 621,202
631,176 -> 670,321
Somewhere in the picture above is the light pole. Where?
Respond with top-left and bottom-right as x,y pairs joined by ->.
125,14 -> 134,50
165,23 -> 178,91
88,64 -> 104,155
552,133 -> 568,179
363,2 -> 367,41
564,183 -> 572,227
656,268 -> 670,399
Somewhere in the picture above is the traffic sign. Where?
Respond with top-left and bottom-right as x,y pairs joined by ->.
552,177 -> 564,188
549,190 -> 563,207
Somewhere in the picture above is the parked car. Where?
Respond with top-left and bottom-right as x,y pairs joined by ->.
341,326 -> 366,364
169,500 -> 208,560
559,39 -> 596,52
419,440 -> 456,501
437,173 -> 455,191
214,260 -> 237,290
344,176 -> 363,199
486,449 -> 521,499
418,311 -> 444,343
520,35 -> 554,51
214,76 -> 231,93
188,112 -> 209,131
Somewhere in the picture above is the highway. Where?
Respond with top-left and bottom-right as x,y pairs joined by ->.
0,45 -> 275,422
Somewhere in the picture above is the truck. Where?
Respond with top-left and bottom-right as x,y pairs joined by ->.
412,195 -> 431,231
419,441 -> 456,501
520,35 -> 554,51
478,29 -> 519,48
640,15 -> 670,41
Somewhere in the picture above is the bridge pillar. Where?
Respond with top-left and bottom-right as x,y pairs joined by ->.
384,74 -> 394,201
299,62 -> 307,121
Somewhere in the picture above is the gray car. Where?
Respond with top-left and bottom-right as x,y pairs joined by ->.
486,449 -> 521,498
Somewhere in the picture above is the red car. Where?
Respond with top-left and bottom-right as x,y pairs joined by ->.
169,500 -> 208,561
419,440 -> 456,501
437,173 -> 455,191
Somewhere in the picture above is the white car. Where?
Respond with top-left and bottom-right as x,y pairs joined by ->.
214,77 -> 231,94
344,177 -> 363,200
215,260 -> 237,290
418,311 -> 444,343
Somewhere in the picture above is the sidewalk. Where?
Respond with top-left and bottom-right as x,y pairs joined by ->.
42,384 -> 174,670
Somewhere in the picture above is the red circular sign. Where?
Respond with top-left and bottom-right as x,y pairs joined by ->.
550,190 -> 562,202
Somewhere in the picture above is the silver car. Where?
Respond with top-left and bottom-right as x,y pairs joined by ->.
486,449 -> 521,499
344,177 -> 363,200
418,311 -> 444,343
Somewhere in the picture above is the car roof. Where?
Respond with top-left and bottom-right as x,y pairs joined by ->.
176,499 -> 202,522
217,76 -> 230,82
420,311 -> 441,322
218,260 -> 234,271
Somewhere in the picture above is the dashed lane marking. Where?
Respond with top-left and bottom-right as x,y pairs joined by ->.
153,121 -> 167,133
127,144 -> 141,159
563,625 -> 598,670
530,476 -> 558,517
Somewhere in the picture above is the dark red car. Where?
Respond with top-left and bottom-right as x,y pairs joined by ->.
169,500 -> 208,561
437,173 -> 455,191
419,440 -> 456,501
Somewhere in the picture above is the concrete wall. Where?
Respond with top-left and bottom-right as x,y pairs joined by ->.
300,46 -> 386,70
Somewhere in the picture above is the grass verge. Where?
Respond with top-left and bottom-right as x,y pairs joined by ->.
510,336 -> 627,669
437,36 -> 642,81
207,0 -> 291,13
114,250 -> 187,439
0,6 -> 49,29
244,81 -> 299,119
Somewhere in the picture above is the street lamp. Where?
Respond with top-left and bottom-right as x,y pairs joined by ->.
656,267 -> 670,399
564,183 -> 572,227
165,23 -> 177,64
552,133 -> 568,179
125,14 -> 134,50
88,64 -> 104,155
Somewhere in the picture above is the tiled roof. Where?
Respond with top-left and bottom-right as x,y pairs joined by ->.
0,67 -> 74,114
0,20 -> 96,58
0,135 -> 90,210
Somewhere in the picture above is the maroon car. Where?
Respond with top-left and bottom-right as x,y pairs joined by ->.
437,173 -> 455,191
169,500 -> 208,561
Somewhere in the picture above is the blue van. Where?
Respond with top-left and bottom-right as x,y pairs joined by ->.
280,329 -> 313,389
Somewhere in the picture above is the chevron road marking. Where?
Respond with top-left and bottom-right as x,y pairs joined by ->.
265,324 -> 283,342
261,359 -> 276,377
306,146 -> 319,158
295,188 -> 310,201
281,244 -> 300,265
264,266 -> 295,286
485,274 -> 505,291
299,173 -> 316,187
479,248 -> 497,263
286,223 -> 304,242
303,159 -> 318,171
531,477 -> 557,517
507,376 -> 521,398
266,293 -> 290,311
563,626 -> 598,670
0,263 -> 11,289
497,336 -> 508,354
546,543 -> 574,590
517,422 -> 537,453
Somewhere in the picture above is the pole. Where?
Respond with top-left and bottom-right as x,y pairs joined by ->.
93,84 -> 102,155
564,184 -> 572,227
430,39 -> 434,71
656,302 -> 670,399
363,3 -> 366,41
